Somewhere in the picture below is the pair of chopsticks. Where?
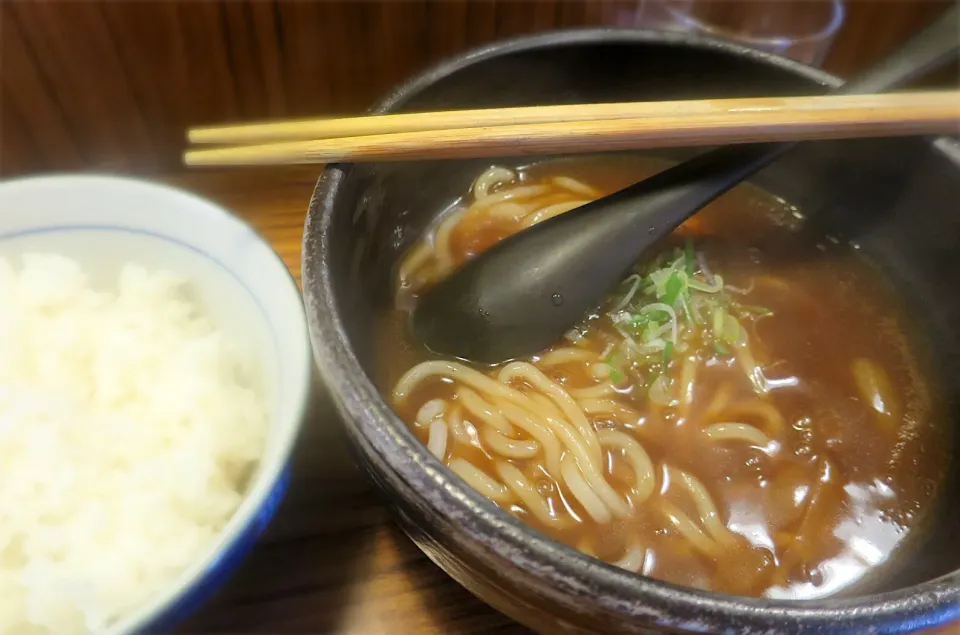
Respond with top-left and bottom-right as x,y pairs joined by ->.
184,91 -> 960,167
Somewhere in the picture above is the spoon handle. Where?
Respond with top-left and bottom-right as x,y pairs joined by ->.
615,0 -> 960,249
838,2 -> 959,95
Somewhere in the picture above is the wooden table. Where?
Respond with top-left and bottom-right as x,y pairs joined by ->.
169,168 -> 957,635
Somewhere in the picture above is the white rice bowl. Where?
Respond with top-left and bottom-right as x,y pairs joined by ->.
0,176 -> 311,635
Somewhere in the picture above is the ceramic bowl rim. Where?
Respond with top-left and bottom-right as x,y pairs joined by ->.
303,28 -> 960,634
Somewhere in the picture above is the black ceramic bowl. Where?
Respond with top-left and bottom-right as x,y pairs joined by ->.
303,31 -> 960,634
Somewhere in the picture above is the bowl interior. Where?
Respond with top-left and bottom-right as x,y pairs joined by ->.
308,31 -> 960,629
0,175 -> 311,632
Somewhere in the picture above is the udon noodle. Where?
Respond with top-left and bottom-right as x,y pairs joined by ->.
382,159 -> 945,598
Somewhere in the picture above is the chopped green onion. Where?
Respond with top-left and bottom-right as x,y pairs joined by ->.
684,239 -> 695,276
687,275 -> 724,293
663,272 -> 684,306
641,307 -> 671,319
641,303 -> 678,344
611,274 -> 644,311
597,240 -> 764,393
642,322 -> 658,342
604,349 -> 622,366
649,269 -> 671,295
681,285 -> 698,324
712,307 -> 725,340
604,349 -> 628,384
723,315 -> 741,344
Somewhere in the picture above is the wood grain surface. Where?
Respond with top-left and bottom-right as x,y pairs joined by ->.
0,0 -> 954,176
165,167 -> 958,635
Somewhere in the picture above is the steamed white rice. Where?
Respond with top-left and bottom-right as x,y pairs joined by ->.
0,254 -> 267,634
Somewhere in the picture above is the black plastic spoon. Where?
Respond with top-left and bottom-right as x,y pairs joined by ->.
412,4 -> 960,365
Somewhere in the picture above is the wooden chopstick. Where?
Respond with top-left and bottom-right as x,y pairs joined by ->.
184,91 -> 960,167
188,91 -> 960,146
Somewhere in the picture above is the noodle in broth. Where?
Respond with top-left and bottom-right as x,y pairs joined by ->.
380,158 -> 946,599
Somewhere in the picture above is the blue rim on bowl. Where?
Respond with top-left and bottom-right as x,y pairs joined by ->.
0,175 -> 313,634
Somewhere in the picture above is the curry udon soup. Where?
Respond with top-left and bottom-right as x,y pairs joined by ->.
379,158 -> 946,599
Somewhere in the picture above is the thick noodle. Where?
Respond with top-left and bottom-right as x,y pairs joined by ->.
495,461 -> 562,527
614,544 -> 647,572
448,458 -> 512,504
397,242 -> 433,290
433,211 -> 464,272
661,499 -> 720,557
415,398 -> 446,427
495,400 -> 565,476
482,427 -> 540,459
447,406 -> 476,447
716,401 -> 785,436
470,184 -> 551,215
394,360 -> 524,406
427,419 -> 448,460
561,454 -> 613,524
538,347 -> 598,366
498,362 -> 603,466
395,358 -> 639,523
530,393 -> 567,421
569,383 -> 617,400
678,356 -> 698,420
666,466 -> 737,548
703,422 -> 775,450
522,200 -> 588,227
458,387 -> 514,434
552,175 -> 602,198
396,169 -> 595,299
579,398 -> 640,422
598,429 -> 655,503
472,166 -> 516,200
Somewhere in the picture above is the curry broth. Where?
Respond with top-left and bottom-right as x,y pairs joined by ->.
377,157 -> 946,599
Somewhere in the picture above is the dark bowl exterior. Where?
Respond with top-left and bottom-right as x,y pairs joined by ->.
303,30 -> 960,634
